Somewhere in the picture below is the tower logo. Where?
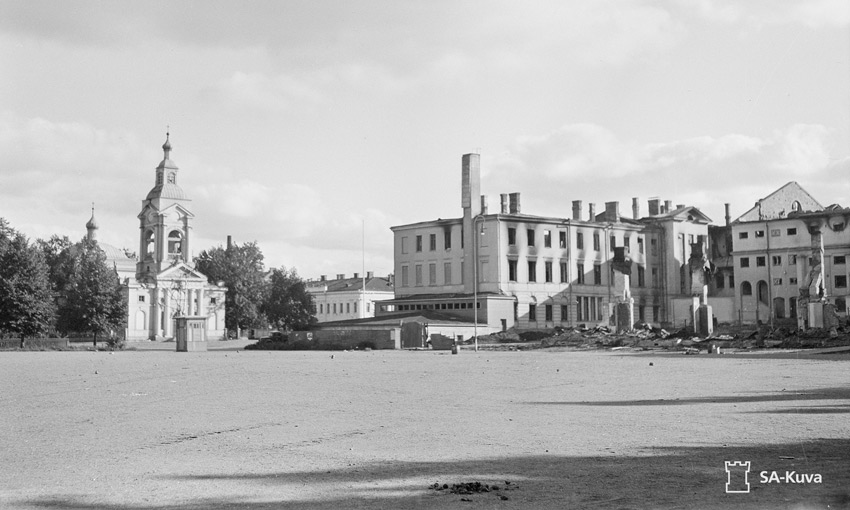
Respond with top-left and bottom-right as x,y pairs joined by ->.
725,461 -> 751,493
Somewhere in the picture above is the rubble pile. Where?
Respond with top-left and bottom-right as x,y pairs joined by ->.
429,480 -> 516,501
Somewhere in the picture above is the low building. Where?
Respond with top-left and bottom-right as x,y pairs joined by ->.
306,272 -> 394,323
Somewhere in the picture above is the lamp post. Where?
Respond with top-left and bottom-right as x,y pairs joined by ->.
473,215 -> 485,352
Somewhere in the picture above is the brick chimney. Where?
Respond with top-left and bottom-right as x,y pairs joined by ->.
480,195 -> 488,215
572,200 -> 582,221
725,203 -> 731,226
632,197 -> 640,219
664,200 -> 672,213
509,192 -> 521,214
500,194 -> 509,214
605,201 -> 619,222
648,198 -> 660,216
588,203 -> 596,222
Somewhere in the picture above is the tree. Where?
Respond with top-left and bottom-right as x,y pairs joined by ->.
35,234 -> 74,293
0,219 -> 56,345
262,267 -> 316,331
195,241 -> 268,334
56,238 -> 127,346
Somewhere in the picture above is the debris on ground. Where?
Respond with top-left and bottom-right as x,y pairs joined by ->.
429,480 -> 519,499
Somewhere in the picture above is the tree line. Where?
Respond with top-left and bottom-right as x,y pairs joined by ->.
0,217 -> 315,346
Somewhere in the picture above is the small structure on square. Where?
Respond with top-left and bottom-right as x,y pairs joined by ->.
175,316 -> 208,352
611,246 -> 634,334
688,238 -> 714,337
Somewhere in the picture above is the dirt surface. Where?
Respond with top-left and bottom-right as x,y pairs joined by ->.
1,343 -> 849,509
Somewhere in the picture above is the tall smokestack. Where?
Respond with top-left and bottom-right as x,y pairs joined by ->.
461,154 -> 481,216
632,197 -> 640,219
227,235 -> 232,251
725,203 -> 731,227
588,203 -> 596,222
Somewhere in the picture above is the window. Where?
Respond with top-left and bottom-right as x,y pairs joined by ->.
740,257 -> 750,268
835,275 -> 847,288
773,278 -> 782,286
559,231 -> 567,249
560,261 -> 568,283
545,304 -> 553,321
756,256 -> 766,267
138,295 -> 145,302
715,273 -> 724,289
444,262 -> 452,285
543,230 -> 552,248
576,296 -> 603,322
637,237 -> 644,254
637,266 -> 645,287
528,304 -> 537,321
741,281 -> 752,296
789,255 -> 797,265
789,277 -> 798,285
429,234 -> 436,251
577,232 -> 584,249
791,200 -> 801,212
772,255 -> 782,266
770,229 -> 780,237
415,265 -> 423,286
401,237 -> 408,254
528,261 -> 537,282
508,259 -> 518,281
787,228 -> 797,236
353,302 -> 357,313
210,297 -> 217,305
527,229 -> 535,246
835,223 -> 845,230
401,265 -> 409,287
577,262 -> 585,284
168,230 -> 182,254
593,264 -> 602,285
319,304 -> 323,314
444,230 -> 451,250
560,305 -> 569,322
739,232 -> 749,240
415,235 -> 422,252
729,275 -> 734,288
545,261 -> 553,282
610,235 -> 616,252
346,303 -> 350,313
651,267 -> 658,287
593,233 -> 600,250
429,263 -> 437,285
754,230 -> 764,238
333,303 -> 337,314
650,238 -> 658,255
834,256 -> 846,265
639,306 -> 645,322
623,236 -> 630,251
508,227 -> 516,245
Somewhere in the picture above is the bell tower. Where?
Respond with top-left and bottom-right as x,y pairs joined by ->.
136,132 -> 194,279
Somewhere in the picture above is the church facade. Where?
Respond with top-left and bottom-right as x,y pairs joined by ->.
115,134 -> 227,341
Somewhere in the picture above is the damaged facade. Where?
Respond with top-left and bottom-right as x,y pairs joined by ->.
383,154 -> 716,332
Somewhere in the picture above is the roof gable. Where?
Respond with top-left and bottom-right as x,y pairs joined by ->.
157,262 -> 208,281
735,182 -> 823,223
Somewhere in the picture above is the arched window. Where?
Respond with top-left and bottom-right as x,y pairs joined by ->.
144,230 -> 155,259
741,281 -> 752,296
791,200 -> 801,212
168,230 -> 182,254
757,281 -> 769,305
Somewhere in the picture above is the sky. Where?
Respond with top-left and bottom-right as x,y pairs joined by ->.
1,0 -> 849,279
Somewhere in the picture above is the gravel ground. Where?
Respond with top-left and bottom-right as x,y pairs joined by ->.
1,345 -> 848,509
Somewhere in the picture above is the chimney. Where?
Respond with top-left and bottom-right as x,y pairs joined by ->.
725,203 -> 731,227
648,198 -> 660,216
632,197 -> 640,219
500,194 -> 509,214
353,272 -> 359,279
480,195 -> 488,215
337,273 -> 345,280
226,235 -> 232,251
604,201 -> 620,222
320,275 -> 327,281
676,204 -> 685,210
461,154 -> 481,216
509,192 -> 521,214
588,203 -> 596,222
367,271 -> 374,279
664,200 -> 672,213
572,200 -> 582,221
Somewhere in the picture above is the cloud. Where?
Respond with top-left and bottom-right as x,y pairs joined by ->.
208,71 -> 325,113
685,0 -> 850,28
484,123 -> 842,223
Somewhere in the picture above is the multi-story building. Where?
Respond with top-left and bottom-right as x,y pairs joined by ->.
306,272 -> 394,323
730,181 -> 850,324
382,153 -> 715,331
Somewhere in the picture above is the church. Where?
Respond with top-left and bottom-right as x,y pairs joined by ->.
87,133 -> 227,341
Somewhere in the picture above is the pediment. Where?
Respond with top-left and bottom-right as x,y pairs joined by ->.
157,262 -> 208,282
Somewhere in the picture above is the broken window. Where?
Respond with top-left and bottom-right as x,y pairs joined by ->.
834,256 -> 846,265
771,229 -> 780,237
789,255 -> 797,265
773,278 -> 782,285
772,255 -> 782,266
543,230 -> 551,248
787,228 -> 797,236
789,277 -> 798,285
835,275 -> 847,288
755,230 -> 765,238
559,231 -> 567,249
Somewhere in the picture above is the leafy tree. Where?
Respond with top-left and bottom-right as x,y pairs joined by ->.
0,219 -> 56,345
262,267 -> 316,331
56,238 -> 127,346
195,241 -> 268,333
35,234 -> 74,292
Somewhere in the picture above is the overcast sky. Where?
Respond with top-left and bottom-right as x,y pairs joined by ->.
1,0 -> 848,278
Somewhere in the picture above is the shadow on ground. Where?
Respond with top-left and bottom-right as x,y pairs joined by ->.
20,439 -> 850,510
529,385 -> 850,408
